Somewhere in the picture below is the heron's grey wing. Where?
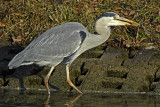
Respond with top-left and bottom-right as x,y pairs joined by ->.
23,29 -> 83,62
8,23 -> 87,68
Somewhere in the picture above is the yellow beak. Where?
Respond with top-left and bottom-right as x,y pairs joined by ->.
115,17 -> 139,26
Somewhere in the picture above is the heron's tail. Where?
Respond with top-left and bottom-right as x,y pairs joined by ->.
8,52 -> 25,69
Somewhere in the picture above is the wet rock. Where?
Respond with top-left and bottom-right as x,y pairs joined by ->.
107,66 -> 129,78
156,69 -> 160,80
5,65 -> 43,89
128,48 -> 139,58
123,49 -> 155,67
122,66 -> 158,92
100,47 -> 128,66
149,51 -> 160,66
70,58 -> 87,77
6,75 -> 44,89
77,75 -> 85,86
23,75 -> 44,89
82,59 -> 105,75
6,78 -> 21,88
102,77 -> 125,89
5,66 -> 50,90
150,82 -> 159,91
0,77 -> 4,86
79,61 -> 126,91
152,82 -> 160,93
80,65 -> 106,91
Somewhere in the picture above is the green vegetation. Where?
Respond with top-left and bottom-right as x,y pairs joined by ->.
0,0 -> 159,47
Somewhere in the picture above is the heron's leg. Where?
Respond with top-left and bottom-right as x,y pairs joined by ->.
66,64 -> 83,94
45,66 -> 55,95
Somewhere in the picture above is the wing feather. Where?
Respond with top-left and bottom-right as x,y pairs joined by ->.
8,22 -> 87,68
23,23 -> 85,62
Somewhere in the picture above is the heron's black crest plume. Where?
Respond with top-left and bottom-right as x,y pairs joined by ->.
100,12 -> 117,17
95,12 -> 117,22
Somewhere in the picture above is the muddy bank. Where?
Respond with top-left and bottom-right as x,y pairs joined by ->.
0,45 -> 160,93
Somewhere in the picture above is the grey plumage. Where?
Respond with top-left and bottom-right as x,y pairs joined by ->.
8,22 -> 88,68
8,12 -> 138,94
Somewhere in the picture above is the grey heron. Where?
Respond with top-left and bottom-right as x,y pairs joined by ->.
8,12 -> 138,94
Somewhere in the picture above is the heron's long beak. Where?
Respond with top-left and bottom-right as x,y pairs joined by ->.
115,17 -> 139,26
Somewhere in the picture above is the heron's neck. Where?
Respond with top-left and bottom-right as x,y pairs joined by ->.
90,24 -> 110,45
95,17 -> 111,35
85,26 -> 110,50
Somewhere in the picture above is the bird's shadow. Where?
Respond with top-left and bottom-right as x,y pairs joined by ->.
0,45 -> 60,92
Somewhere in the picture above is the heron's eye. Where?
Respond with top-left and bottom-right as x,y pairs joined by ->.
114,15 -> 119,19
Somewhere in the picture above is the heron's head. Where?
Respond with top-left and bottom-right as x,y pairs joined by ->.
96,12 -> 139,26
95,12 -> 139,34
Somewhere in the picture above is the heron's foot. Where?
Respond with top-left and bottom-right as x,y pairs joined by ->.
77,89 -> 83,94
67,78 -> 83,94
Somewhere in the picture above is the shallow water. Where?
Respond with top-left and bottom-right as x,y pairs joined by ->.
0,89 -> 160,107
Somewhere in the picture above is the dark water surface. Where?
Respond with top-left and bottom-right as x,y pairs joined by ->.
0,89 -> 160,107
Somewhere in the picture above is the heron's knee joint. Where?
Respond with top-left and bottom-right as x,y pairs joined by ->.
45,77 -> 49,82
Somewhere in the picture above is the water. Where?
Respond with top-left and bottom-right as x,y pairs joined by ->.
0,89 -> 160,107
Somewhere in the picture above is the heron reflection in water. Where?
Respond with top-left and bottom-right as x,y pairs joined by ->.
8,12 -> 139,94
45,94 -> 82,107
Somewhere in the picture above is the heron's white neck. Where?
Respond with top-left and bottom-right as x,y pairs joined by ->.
89,20 -> 111,46
84,25 -> 110,51
94,17 -> 111,37
79,20 -> 111,53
